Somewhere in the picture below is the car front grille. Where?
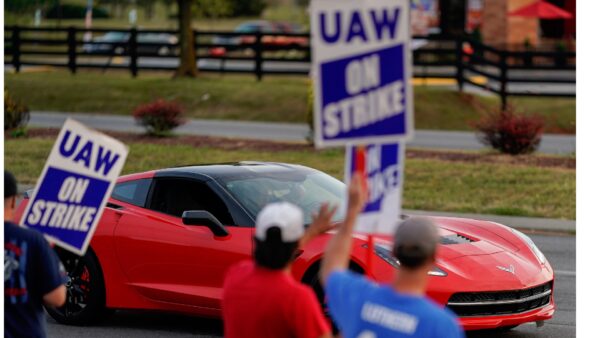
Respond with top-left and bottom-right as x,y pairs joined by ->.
447,281 -> 553,317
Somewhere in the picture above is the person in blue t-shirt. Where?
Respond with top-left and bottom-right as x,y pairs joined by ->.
4,170 -> 67,338
319,177 -> 465,338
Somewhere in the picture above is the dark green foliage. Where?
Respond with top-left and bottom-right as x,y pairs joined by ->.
230,0 -> 266,17
45,4 -> 110,19
195,0 -> 266,18
6,0 -> 50,13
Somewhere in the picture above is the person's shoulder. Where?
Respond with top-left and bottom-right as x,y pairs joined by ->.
5,222 -> 47,245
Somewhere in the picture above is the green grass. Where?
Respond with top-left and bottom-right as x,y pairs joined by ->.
5,71 -> 576,133
5,71 -> 310,123
4,137 -> 575,219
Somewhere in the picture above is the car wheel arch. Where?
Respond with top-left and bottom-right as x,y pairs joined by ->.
56,245 -> 108,304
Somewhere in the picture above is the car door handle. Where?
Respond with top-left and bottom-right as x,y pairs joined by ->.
106,202 -> 125,215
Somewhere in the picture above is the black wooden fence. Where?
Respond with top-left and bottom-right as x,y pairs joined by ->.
4,26 -> 575,105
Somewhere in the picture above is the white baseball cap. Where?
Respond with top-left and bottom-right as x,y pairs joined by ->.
255,202 -> 304,243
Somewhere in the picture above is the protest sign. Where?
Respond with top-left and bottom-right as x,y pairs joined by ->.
311,0 -> 413,147
21,119 -> 128,255
345,141 -> 404,234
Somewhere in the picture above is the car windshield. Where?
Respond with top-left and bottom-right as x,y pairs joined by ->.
217,168 -> 345,225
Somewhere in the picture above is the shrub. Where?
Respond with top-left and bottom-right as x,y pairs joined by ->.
474,105 -> 544,155
4,89 -> 30,137
133,99 -> 186,136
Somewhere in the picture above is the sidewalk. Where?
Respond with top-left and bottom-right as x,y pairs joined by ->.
30,111 -> 576,155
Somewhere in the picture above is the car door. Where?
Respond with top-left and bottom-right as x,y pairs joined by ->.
112,176 -> 253,309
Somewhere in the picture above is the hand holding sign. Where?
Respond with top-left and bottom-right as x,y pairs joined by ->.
21,119 -> 128,255
348,174 -> 369,215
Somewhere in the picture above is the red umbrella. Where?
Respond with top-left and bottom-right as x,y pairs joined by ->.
509,0 -> 573,19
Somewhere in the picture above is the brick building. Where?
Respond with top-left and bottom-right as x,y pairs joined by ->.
480,0 -> 575,48
436,0 -> 576,48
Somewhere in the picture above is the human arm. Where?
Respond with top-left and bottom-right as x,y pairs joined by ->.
37,236 -> 68,307
43,285 -> 66,307
299,202 -> 338,249
319,174 -> 367,284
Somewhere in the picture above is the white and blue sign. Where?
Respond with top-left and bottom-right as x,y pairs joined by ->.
311,0 -> 413,148
20,119 -> 128,255
345,142 -> 404,234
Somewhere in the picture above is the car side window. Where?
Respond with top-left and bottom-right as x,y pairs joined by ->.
148,178 -> 234,225
112,179 -> 151,207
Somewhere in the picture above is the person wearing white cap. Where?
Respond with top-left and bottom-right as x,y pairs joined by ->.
222,199 -> 338,338
319,182 -> 465,338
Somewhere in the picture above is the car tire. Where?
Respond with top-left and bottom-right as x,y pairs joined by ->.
46,248 -> 110,325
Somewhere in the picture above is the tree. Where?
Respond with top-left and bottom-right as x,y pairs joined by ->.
175,0 -> 197,77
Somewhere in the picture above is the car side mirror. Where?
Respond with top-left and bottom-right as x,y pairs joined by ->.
182,210 -> 229,237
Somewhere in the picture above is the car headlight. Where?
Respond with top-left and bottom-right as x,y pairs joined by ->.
510,228 -> 546,264
367,244 -> 447,277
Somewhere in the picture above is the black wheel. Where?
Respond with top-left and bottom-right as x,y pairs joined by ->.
46,248 -> 109,325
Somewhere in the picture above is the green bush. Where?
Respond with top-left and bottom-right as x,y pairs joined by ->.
4,89 -> 30,137
45,4 -> 110,19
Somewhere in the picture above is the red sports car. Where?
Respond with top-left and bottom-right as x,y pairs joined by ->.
15,162 -> 554,330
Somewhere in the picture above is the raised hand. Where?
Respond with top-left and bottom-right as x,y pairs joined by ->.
348,173 -> 368,214
300,202 -> 338,248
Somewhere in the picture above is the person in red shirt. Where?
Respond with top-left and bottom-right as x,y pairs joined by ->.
222,200 -> 338,338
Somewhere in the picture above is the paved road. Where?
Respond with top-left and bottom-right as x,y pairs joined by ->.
30,111 -> 576,155
46,233 -> 575,338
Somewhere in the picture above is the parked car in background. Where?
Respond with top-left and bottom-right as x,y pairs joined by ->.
210,20 -> 308,56
82,31 -> 178,56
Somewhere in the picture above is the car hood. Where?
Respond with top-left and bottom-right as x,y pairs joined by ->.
366,216 -> 521,261
442,250 -> 546,289
360,216 -> 546,288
